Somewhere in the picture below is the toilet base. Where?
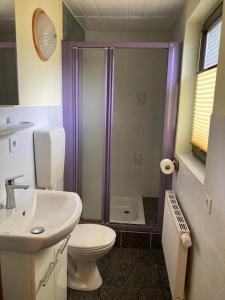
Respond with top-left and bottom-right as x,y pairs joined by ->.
68,256 -> 102,291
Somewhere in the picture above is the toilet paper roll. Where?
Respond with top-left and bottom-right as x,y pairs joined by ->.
160,159 -> 175,175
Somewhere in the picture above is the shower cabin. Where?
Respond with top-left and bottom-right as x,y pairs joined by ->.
62,42 -> 181,233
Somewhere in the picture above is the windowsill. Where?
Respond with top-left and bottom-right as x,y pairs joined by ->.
175,152 -> 206,185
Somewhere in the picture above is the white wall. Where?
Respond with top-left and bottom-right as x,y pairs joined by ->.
111,48 -> 168,198
172,6 -> 186,41
0,0 -> 63,203
173,114 -> 225,300
85,30 -> 171,42
172,0 -> 225,299
15,0 -> 62,105
0,106 -> 62,205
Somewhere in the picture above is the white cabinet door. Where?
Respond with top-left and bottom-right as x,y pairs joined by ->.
54,236 -> 70,300
34,247 -> 55,300
55,249 -> 67,300
36,271 -> 55,300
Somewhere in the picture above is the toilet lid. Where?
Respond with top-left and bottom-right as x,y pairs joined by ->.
69,224 -> 116,250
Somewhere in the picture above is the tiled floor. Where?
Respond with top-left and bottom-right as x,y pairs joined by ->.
143,197 -> 159,226
68,233 -> 171,300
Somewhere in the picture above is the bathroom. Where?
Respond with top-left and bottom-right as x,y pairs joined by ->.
0,0 -> 225,299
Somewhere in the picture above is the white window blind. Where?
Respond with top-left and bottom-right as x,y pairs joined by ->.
204,18 -> 222,69
191,67 -> 217,152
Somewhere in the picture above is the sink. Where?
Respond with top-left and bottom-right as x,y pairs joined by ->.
0,189 -> 82,253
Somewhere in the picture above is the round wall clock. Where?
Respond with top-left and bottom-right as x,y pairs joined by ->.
32,8 -> 57,61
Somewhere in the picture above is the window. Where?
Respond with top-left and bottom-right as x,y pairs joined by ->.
204,18 -> 222,68
191,3 -> 223,162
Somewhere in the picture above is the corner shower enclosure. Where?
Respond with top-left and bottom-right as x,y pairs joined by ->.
62,42 -> 181,233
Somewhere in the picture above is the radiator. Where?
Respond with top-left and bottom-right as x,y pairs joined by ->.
162,190 -> 192,300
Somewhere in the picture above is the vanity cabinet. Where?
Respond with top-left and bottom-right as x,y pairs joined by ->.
0,236 -> 69,300
35,246 -> 55,300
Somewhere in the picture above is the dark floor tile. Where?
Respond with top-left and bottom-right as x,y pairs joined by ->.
98,256 -> 108,277
144,211 -> 158,226
139,289 -> 172,300
114,230 -> 122,247
110,247 -> 138,266
98,248 -> 138,285
143,198 -> 159,226
157,266 -> 170,290
100,286 -> 139,300
122,264 -> 158,289
68,287 -> 101,300
150,234 -> 162,249
122,232 -> 150,248
143,197 -> 159,212
103,264 -> 123,287
67,246 -> 171,300
139,249 -> 166,266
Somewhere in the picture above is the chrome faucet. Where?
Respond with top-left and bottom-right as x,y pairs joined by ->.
5,175 -> 29,209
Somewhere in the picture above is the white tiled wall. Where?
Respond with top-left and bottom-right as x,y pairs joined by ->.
0,106 -> 63,205
173,114 -> 225,300
111,48 -> 168,198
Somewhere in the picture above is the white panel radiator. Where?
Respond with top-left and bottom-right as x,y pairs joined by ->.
162,190 -> 192,300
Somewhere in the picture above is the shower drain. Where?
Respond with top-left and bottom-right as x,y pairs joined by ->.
31,227 -> 45,234
124,210 -> 130,214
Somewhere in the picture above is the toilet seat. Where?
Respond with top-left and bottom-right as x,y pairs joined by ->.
68,224 -> 116,251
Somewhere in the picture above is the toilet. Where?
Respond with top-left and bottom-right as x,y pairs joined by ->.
67,224 -> 116,291
34,127 -> 116,291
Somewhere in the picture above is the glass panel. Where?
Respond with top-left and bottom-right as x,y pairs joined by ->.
79,48 -> 105,221
110,48 -> 168,226
204,18 -> 222,69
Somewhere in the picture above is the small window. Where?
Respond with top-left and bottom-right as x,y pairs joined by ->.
204,18 -> 222,69
191,3 -> 223,162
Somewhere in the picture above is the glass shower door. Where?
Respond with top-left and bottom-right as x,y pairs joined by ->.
63,42 -> 181,229
110,48 -> 168,226
79,48 -> 106,221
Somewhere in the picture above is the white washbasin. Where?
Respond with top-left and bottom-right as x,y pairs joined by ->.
0,189 -> 82,253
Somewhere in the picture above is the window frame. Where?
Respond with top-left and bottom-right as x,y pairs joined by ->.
192,2 -> 223,163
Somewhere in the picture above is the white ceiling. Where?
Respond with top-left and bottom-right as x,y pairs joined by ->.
64,0 -> 186,32
0,0 -> 15,19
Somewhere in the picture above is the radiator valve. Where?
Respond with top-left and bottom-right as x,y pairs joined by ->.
181,233 -> 192,248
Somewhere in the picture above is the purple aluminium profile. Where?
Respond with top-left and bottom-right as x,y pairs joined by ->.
101,48 -> 110,222
68,41 -> 170,49
62,43 -> 80,193
74,48 -> 81,194
157,42 -> 182,229
102,48 -> 114,222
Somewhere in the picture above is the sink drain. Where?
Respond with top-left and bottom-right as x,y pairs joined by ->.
124,210 -> 130,214
31,227 -> 45,234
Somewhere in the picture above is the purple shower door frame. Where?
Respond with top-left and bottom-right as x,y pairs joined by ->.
62,41 -> 182,232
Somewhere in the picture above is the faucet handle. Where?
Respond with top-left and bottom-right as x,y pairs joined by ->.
5,175 -> 24,185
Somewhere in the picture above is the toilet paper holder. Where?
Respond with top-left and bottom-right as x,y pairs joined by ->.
173,159 -> 179,172
160,158 -> 179,174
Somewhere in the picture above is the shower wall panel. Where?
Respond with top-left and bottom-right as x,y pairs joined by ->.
80,49 -> 105,220
111,49 -> 168,198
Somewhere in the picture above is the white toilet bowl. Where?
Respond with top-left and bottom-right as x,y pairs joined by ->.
67,224 -> 116,291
